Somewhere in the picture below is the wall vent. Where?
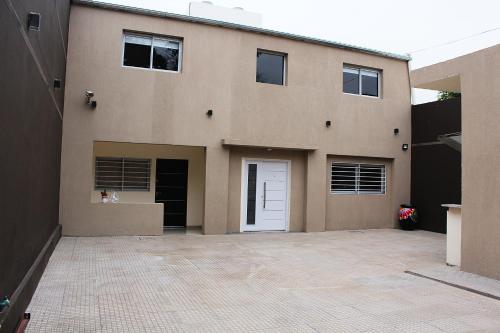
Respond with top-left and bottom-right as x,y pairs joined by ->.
27,12 -> 41,31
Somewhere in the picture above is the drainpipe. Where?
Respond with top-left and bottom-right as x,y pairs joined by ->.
407,54 -> 415,105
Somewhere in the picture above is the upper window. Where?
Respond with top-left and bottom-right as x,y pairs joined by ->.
95,157 -> 151,191
256,50 -> 286,85
331,163 -> 386,194
343,66 -> 380,97
123,33 -> 182,72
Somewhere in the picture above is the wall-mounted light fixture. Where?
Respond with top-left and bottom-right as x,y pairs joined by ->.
394,128 -> 399,135
85,90 -> 97,109
325,120 -> 331,127
206,109 -> 213,117
27,12 -> 41,31
402,143 -> 409,151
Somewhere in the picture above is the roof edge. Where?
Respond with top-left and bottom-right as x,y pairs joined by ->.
71,0 -> 411,62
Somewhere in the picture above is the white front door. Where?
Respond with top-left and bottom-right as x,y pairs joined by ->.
242,160 -> 289,231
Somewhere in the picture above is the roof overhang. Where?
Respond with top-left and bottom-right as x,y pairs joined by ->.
221,139 -> 317,151
412,75 -> 461,93
410,56 -> 464,93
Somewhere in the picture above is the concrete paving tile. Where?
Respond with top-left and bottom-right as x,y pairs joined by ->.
25,230 -> 500,332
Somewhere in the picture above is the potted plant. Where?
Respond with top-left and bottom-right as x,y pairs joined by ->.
101,189 -> 108,203
399,204 -> 418,230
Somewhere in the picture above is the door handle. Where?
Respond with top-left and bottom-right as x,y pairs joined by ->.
263,182 -> 266,209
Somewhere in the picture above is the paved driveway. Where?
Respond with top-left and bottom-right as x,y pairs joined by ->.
27,230 -> 500,332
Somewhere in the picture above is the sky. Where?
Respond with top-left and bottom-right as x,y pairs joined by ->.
102,0 -> 499,103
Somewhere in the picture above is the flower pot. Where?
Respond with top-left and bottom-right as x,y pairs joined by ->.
399,204 -> 418,230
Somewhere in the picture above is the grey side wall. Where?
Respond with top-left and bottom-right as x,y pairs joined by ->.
0,0 -> 69,331
411,98 -> 461,233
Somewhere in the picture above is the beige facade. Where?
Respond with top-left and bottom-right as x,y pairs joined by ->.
60,2 -> 411,236
411,45 -> 500,280
325,156 -> 394,231
92,142 -> 205,227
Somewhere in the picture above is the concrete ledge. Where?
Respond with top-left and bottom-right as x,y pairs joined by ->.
63,203 -> 164,236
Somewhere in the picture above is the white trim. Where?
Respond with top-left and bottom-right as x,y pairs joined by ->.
343,92 -> 381,99
239,159 -> 247,231
240,158 -> 291,232
121,32 -> 183,74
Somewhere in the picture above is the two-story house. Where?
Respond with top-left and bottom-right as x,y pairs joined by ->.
60,0 -> 412,236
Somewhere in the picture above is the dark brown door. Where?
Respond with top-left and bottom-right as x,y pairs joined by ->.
155,159 -> 188,228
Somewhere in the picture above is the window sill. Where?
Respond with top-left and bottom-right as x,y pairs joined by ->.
256,81 -> 286,87
122,65 -> 181,74
330,192 -> 386,196
343,92 -> 382,99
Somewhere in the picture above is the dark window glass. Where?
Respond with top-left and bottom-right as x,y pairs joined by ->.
343,68 -> 359,94
152,40 -> 180,71
256,51 -> 285,85
358,165 -> 385,193
361,71 -> 379,96
246,164 -> 257,225
123,35 -> 151,68
331,163 -> 357,193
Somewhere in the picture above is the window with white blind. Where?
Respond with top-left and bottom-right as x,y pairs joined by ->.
331,163 -> 386,194
343,65 -> 381,97
95,157 -> 151,191
123,33 -> 182,72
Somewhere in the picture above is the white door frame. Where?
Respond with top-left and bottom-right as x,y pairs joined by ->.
240,158 -> 291,232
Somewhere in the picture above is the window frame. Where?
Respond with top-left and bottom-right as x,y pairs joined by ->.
122,32 -> 183,73
343,65 -> 381,98
95,157 -> 151,192
330,162 -> 386,195
256,49 -> 287,86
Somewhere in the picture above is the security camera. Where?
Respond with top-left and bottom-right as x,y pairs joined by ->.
85,90 -> 96,109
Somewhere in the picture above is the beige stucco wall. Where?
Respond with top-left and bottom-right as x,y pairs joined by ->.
411,45 -> 500,280
60,4 -> 411,236
92,142 -> 205,227
326,156 -> 394,230
77,203 -> 163,236
227,148 -> 307,233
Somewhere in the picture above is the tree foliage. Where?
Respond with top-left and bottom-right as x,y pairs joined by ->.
438,91 -> 461,101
